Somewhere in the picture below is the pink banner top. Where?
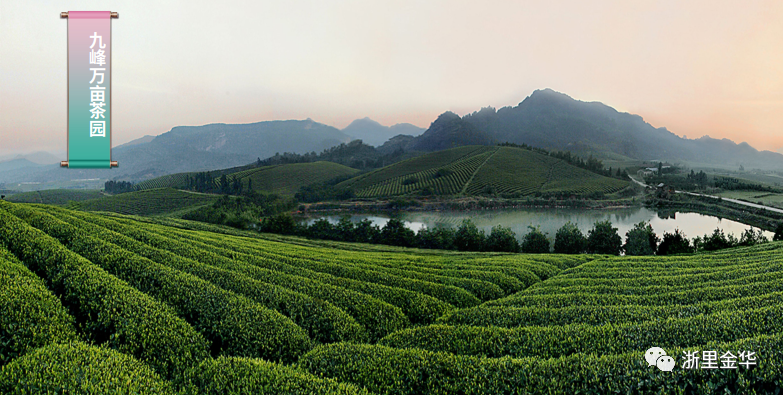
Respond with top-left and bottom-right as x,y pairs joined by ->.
68,11 -> 111,19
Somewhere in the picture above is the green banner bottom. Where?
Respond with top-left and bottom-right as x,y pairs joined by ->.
66,160 -> 114,169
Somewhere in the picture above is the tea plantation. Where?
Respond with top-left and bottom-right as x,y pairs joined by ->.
338,145 -> 628,198
0,200 -> 780,394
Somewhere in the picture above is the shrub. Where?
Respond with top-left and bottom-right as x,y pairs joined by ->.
301,336 -> 783,395
57,209 -> 411,340
0,250 -> 79,366
520,226 -> 550,253
0,204 -> 210,379
0,342 -> 174,394
586,220 -> 622,255
47,207 -> 365,344
623,221 -> 659,256
6,204 -> 311,363
179,356 -> 370,395
381,303 -> 783,359
553,222 -> 586,254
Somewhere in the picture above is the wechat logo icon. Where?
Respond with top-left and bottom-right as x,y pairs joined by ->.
646,347 -> 675,372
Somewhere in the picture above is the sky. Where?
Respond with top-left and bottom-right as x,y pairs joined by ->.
1,0 -> 782,156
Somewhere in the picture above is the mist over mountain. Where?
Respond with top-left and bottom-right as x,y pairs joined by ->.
0,159 -> 42,173
0,151 -> 60,165
0,119 -> 353,185
342,118 -> 424,146
453,88 -> 783,168
116,135 -> 156,149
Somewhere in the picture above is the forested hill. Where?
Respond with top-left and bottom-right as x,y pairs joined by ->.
459,89 -> 783,168
0,119 -> 354,185
396,89 -> 783,169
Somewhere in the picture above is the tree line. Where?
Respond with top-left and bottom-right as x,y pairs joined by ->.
257,215 -> 783,255
104,180 -> 137,194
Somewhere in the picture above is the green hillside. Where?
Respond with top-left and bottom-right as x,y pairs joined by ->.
76,188 -> 219,216
138,161 -> 358,197
0,202 -> 779,392
136,172 -> 198,190
6,189 -> 104,205
233,161 -> 359,196
339,145 -> 629,198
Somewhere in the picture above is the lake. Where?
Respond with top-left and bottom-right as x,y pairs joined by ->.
301,207 -> 774,242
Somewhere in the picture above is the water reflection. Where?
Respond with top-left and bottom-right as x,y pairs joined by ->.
302,207 -> 773,242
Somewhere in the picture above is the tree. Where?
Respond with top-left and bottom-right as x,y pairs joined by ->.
335,217 -> 355,242
418,225 -> 456,250
739,227 -> 768,247
379,218 -> 416,247
307,218 -> 336,240
694,228 -> 737,251
485,225 -> 519,253
521,226 -> 550,253
774,223 -> 783,242
553,222 -> 587,254
354,219 -> 380,244
587,220 -> 622,255
623,221 -> 660,256
657,229 -> 693,255
259,213 -> 299,235
454,219 -> 485,251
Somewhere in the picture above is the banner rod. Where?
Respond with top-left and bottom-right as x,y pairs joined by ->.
60,161 -> 119,168
61,12 -> 119,18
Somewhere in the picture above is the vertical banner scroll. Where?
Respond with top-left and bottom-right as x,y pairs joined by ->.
62,11 -> 118,169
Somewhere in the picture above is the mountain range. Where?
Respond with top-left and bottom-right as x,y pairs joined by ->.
341,118 -> 425,146
396,89 -> 783,169
0,120 -> 354,185
3,88 -> 782,189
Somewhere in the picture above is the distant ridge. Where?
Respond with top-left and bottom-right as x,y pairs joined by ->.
342,118 -> 424,147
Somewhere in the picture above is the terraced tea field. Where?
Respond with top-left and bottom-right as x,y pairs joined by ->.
0,201 -> 779,393
6,189 -> 103,205
76,188 -> 219,216
339,145 -> 629,198
232,161 -> 358,196
137,161 -> 358,196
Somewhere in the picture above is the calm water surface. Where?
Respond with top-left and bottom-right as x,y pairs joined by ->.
303,207 -> 773,242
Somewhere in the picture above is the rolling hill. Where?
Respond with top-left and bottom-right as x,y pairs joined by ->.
230,162 -> 359,196
6,189 -> 104,205
76,188 -> 219,216
138,161 -> 359,197
0,119 -> 354,185
338,145 -> 628,198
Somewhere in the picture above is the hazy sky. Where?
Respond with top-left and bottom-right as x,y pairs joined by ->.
1,0 -> 782,156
